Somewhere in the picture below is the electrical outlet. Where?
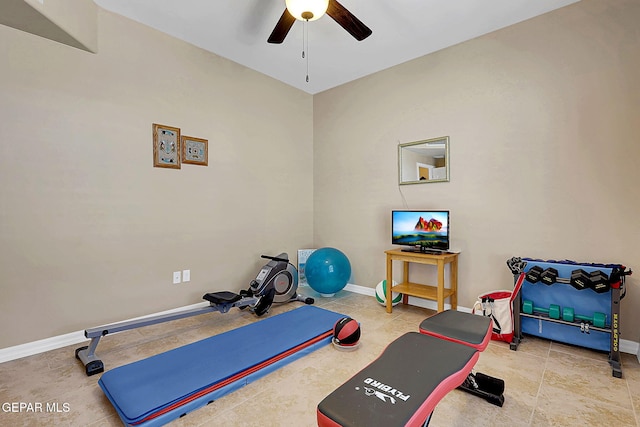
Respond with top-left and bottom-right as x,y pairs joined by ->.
173,271 -> 181,284
182,269 -> 190,282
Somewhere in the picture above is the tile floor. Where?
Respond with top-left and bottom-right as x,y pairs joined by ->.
1,288 -> 639,426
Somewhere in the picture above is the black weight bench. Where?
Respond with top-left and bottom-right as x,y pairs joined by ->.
317,310 -> 505,427
419,310 -> 505,408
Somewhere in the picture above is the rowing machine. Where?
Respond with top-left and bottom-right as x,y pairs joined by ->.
75,253 -> 313,376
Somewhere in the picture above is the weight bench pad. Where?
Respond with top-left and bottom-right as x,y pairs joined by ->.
317,332 -> 479,427
419,310 -> 492,351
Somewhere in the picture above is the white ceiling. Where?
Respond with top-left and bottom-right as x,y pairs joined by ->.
93,0 -> 579,94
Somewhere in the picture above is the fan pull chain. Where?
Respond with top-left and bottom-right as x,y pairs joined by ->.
303,20 -> 309,82
302,20 -> 306,59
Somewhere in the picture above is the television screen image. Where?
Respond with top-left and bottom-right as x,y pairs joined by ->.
392,210 -> 450,251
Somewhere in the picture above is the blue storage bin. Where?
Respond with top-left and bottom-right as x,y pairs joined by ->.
520,260 -> 613,352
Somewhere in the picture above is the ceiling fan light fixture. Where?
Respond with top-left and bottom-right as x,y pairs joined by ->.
285,0 -> 329,22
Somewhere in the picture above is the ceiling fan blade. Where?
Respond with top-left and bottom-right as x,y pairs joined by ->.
268,9 -> 296,44
326,0 -> 372,41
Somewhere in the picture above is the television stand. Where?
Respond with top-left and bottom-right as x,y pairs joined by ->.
384,249 -> 458,314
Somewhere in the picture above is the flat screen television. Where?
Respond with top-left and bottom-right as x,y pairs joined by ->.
391,210 -> 450,253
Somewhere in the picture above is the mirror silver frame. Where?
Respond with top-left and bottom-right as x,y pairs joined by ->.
398,136 -> 450,185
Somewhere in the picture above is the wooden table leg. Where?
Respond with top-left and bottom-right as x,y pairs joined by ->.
450,256 -> 458,310
402,261 -> 410,305
437,259 -> 445,312
386,255 -> 393,313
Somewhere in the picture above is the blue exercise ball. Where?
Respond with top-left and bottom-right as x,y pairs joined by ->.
305,248 -> 351,297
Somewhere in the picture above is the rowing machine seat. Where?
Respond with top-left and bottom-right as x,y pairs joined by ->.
203,291 -> 243,305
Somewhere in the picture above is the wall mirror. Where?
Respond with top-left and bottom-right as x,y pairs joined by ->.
398,136 -> 450,184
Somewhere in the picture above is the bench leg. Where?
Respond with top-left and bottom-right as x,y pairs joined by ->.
457,372 -> 505,407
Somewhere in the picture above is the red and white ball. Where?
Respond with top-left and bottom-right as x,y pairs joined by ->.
332,317 -> 361,349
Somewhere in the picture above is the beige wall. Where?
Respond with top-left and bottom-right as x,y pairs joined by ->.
313,0 -> 640,339
0,9 -> 314,348
1,0 -> 639,351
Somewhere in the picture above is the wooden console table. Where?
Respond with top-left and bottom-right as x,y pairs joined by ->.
384,249 -> 458,313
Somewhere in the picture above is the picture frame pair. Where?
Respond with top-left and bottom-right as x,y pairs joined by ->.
152,123 -> 208,169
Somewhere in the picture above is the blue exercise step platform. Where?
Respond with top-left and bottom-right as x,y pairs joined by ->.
99,305 -> 346,426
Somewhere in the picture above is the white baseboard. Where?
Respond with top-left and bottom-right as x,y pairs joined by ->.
1,286 -> 638,364
343,283 -> 375,296
0,301 -> 210,364
621,340 -> 640,359
0,331 -> 87,364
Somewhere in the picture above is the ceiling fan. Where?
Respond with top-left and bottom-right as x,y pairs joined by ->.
268,0 -> 372,44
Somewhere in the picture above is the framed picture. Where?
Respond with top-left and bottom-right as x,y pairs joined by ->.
153,123 -> 181,169
182,136 -> 208,166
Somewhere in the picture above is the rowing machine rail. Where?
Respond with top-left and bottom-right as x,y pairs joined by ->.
75,252 -> 312,376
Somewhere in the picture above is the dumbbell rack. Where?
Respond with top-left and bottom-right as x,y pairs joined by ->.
519,313 -> 609,334
509,258 -> 626,378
